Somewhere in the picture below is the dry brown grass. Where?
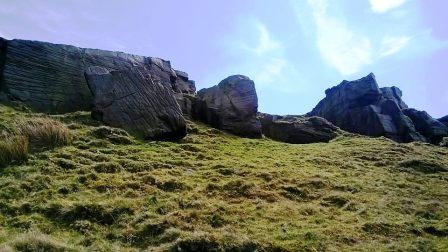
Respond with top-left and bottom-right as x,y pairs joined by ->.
0,117 -> 72,167
13,117 -> 72,151
0,134 -> 28,167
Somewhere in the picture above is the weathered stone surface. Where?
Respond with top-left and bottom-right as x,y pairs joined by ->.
439,115 -> 448,127
0,37 -> 8,92
84,66 -> 186,141
174,93 -> 197,117
0,38 -> 195,113
402,108 -> 448,144
259,113 -> 338,144
380,86 -> 408,109
174,70 -> 196,94
308,73 -> 426,143
195,75 -> 262,138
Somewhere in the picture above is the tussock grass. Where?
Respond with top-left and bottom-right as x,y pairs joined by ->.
0,135 -> 28,167
0,115 -> 72,167
9,231 -> 75,252
0,104 -> 447,251
13,117 -> 72,151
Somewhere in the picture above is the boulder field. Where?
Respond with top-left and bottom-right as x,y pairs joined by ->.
0,37 -> 446,144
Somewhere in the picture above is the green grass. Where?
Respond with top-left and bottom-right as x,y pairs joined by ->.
0,104 -> 447,251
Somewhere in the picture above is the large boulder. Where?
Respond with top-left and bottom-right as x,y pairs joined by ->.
195,75 -> 262,138
308,73 -> 426,143
403,109 -> 448,144
259,113 -> 338,144
439,115 -> 448,127
84,66 -> 186,141
0,38 -> 194,113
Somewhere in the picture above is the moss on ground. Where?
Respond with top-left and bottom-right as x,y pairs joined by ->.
0,104 -> 447,251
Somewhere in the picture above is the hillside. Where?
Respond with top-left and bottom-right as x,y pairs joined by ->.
0,104 -> 447,251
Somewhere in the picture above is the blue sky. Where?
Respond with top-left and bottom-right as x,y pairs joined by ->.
0,0 -> 447,117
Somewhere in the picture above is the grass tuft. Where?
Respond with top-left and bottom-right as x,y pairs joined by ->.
10,231 -> 75,252
398,158 -> 447,173
14,117 -> 72,151
0,135 -> 28,167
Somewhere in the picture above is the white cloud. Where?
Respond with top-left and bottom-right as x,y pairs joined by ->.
370,0 -> 406,14
254,58 -> 286,84
240,22 -> 290,86
379,36 -> 410,57
254,24 -> 281,55
308,0 -> 373,76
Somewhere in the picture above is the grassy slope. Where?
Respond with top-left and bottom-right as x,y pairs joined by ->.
0,104 -> 447,251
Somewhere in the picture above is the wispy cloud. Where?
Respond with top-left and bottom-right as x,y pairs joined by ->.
253,58 -> 286,84
224,20 -> 302,92
369,0 -> 407,14
308,0 -> 372,76
253,24 -> 281,56
379,36 -> 410,57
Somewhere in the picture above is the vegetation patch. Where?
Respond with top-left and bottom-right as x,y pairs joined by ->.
0,104 -> 447,251
0,135 -> 28,167
8,231 -> 76,252
93,161 -> 122,173
362,222 -> 404,237
13,117 -> 72,152
398,159 -> 447,173
44,202 -> 133,225
90,126 -> 133,144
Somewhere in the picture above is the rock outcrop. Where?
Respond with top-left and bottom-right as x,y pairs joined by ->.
174,70 -> 196,94
439,116 -> 448,127
380,86 -> 408,109
259,113 -> 338,144
308,73 -> 438,143
402,109 -> 448,144
0,38 -> 193,113
194,75 -> 262,138
84,66 -> 186,140
0,38 -> 6,80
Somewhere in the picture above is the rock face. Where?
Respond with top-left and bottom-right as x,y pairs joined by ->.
195,75 -> 262,138
308,73 -> 436,143
439,116 -> 448,127
84,66 -> 186,140
0,38 -> 194,113
402,109 -> 448,144
380,86 -> 408,109
174,70 -> 196,94
259,113 -> 338,144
